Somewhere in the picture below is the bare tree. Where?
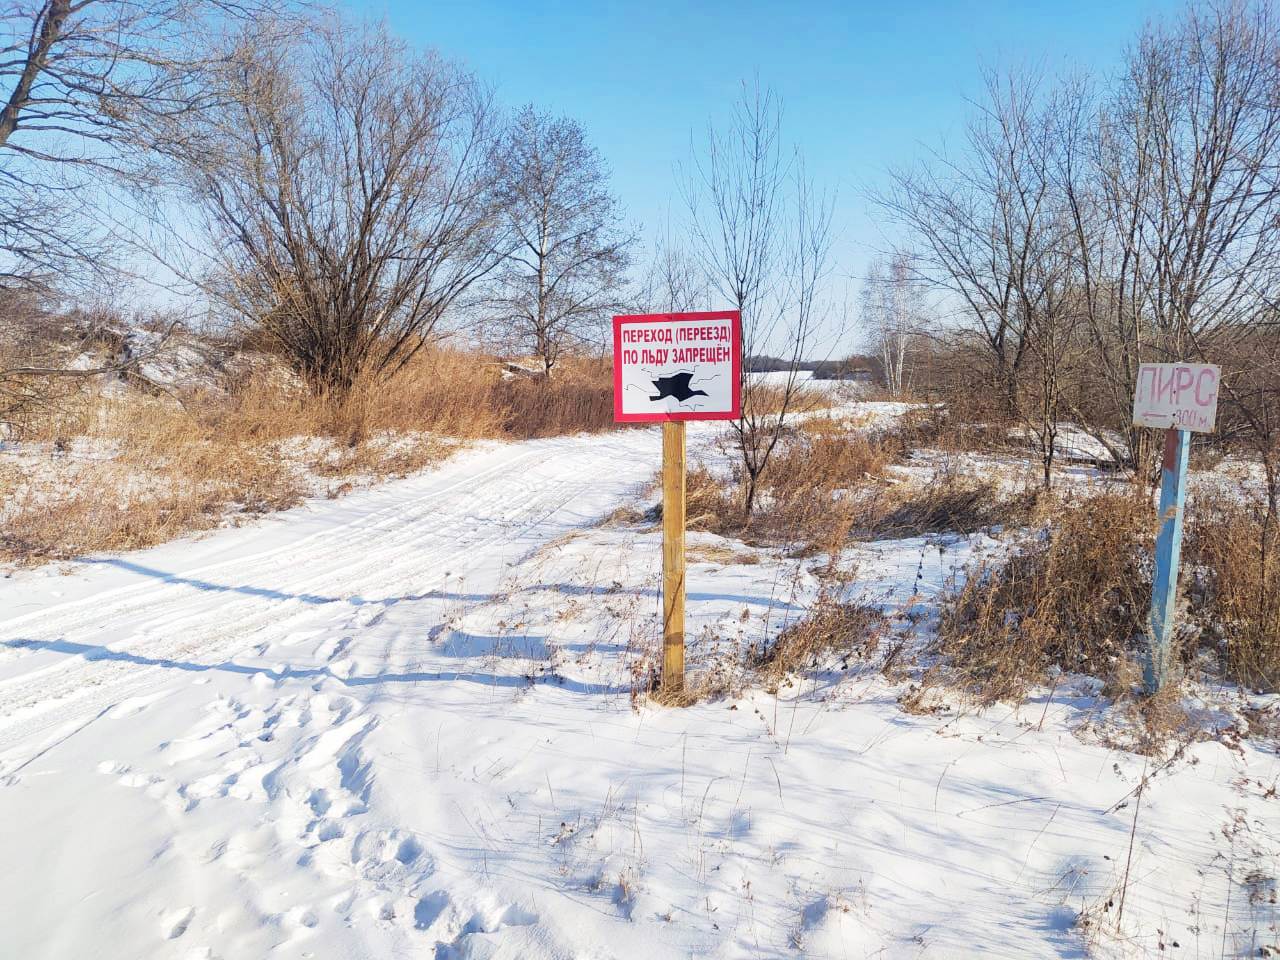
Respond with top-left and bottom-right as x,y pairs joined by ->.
875,69 -> 1058,415
0,1 -> 272,428
1060,1 -> 1280,475
145,17 -> 506,396
637,221 -> 709,314
870,0 -> 1280,489
684,80 -> 834,520
0,0 -> 273,291
875,68 -> 1087,486
481,106 -> 632,377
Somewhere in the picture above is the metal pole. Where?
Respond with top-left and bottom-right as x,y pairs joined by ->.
1144,427 -> 1191,693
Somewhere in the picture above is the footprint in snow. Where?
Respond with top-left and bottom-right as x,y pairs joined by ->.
412,890 -> 452,930
346,604 -> 386,629
284,628 -> 328,646
283,905 -> 319,931
202,838 -> 228,864
307,787 -> 332,816
314,819 -> 346,842
316,635 -> 352,661
162,906 -> 194,940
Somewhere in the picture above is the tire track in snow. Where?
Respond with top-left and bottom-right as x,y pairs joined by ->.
0,440 -> 543,643
0,431 -> 656,759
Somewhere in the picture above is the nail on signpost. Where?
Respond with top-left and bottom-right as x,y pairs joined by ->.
1131,362 -> 1221,693
613,311 -> 743,696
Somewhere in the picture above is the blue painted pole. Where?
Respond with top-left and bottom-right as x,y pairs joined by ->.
1144,427 -> 1191,694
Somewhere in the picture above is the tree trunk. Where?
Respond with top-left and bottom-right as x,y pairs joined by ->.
0,0 -> 70,150
742,470 -> 758,525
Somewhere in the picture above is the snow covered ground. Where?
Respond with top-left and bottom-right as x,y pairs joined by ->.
0,424 -> 1277,958
749,369 -> 874,400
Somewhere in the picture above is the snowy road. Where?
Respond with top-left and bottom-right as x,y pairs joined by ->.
0,432 -> 655,756
0,430 -> 667,959
0,427 -> 1276,959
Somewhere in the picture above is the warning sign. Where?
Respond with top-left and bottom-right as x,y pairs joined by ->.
613,311 -> 742,423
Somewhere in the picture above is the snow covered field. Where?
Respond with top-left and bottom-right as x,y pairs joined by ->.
1,423 -> 1277,958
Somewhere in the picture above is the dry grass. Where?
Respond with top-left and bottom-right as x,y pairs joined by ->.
750,596 -> 887,692
686,542 -> 759,565
684,465 -> 741,532
1186,495 -> 1280,690
930,484 -> 1280,703
853,471 -> 1042,540
745,380 -> 831,418
891,404 -> 1015,459
641,594 -> 886,707
181,348 -> 615,447
2,386 -> 311,563
687,415 -> 1038,555
754,418 -> 898,536
935,492 -> 1156,703
1,449 -> 302,563
687,416 -> 900,553
1,347 -> 619,565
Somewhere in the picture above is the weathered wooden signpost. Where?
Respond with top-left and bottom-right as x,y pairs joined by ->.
613,310 -> 742,695
1131,362 -> 1221,693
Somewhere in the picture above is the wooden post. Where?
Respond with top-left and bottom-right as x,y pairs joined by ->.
661,420 -> 686,693
1144,427 -> 1191,694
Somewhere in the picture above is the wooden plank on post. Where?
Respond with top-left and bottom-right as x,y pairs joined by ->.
662,420 -> 686,693
1144,427 -> 1191,693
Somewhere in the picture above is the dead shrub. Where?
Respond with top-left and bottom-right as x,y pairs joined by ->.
1186,495 -> 1280,690
891,404 -> 951,449
750,596 -> 887,691
935,492 -> 1155,702
855,472 -> 1042,539
685,465 -> 741,534
334,351 -> 615,441
756,425 -> 896,550
201,348 -> 615,445
687,417 -> 899,553
493,373 -> 615,439
686,414 -> 1035,554
928,480 -> 1280,706
891,403 -> 1017,458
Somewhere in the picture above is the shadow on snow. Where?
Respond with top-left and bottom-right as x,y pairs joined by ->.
1,637 -> 630,697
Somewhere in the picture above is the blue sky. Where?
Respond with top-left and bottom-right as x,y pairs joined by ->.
355,0 -> 1185,346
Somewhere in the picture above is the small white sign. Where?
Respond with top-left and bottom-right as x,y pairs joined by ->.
1132,362 -> 1221,433
613,312 -> 742,422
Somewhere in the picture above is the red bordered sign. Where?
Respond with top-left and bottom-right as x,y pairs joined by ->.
613,311 -> 742,423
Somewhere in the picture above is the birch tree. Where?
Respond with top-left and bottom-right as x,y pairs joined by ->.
860,253 -> 924,397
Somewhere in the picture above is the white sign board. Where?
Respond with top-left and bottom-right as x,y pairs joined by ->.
613,311 -> 742,423
1132,362 -> 1221,433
